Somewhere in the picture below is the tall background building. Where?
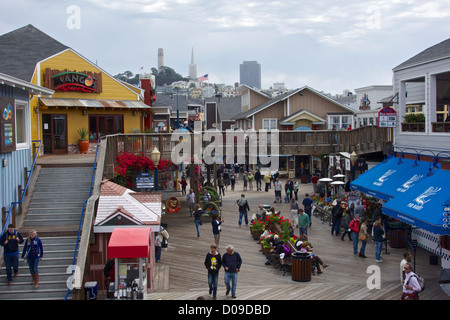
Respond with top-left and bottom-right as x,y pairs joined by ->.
188,47 -> 197,80
158,48 -> 164,71
240,61 -> 261,89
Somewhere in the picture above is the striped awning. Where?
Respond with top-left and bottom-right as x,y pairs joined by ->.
39,97 -> 152,110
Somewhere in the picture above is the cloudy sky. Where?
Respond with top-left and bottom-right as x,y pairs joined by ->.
1,0 -> 450,94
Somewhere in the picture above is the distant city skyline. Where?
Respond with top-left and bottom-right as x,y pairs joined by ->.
1,1 -> 450,95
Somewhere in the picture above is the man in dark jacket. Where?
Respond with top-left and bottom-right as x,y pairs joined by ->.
373,217 -> 385,262
331,201 -> 343,236
254,169 -> 262,191
0,224 -> 24,285
222,245 -> 242,298
204,243 -> 222,299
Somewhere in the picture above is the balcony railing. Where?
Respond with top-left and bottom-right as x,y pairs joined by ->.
431,122 -> 450,133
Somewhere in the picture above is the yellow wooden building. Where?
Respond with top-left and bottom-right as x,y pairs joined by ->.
26,48 -> 152,154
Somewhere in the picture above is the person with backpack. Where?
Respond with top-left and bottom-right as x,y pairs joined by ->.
0,224 -> 24,286
236,194 -> 250,227
349,214 -> 361,255
340,210 -> 353,241
401,262 -> 422,300
21,230 -> 44,288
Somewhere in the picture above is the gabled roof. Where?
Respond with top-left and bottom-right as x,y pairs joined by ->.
231,85 -> 355,120
205,96 -> 242,121
0,25 -> 68,81
393,37 -> 450,71
95,180 -> 161,232
279,109 -> 327,125
237,84 -> 271,99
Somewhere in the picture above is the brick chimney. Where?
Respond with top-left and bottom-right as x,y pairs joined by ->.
139,75 -> 154,130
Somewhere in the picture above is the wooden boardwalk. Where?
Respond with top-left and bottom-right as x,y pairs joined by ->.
147,180 -> 449,301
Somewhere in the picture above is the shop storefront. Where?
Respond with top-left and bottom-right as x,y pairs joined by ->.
29,49 -> 153,154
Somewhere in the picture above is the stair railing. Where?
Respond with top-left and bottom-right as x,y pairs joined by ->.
64,139 -> 101,300
0,140 -> 42,237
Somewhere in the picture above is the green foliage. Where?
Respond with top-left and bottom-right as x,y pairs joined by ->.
403,113 -> 425,123
77,128 -> 88,141
151,66 -> 189,86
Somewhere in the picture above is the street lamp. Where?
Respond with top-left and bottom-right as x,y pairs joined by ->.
350,151 -> 357,180
150,147 -> 161,191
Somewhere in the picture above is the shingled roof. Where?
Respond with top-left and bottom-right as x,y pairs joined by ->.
393,37 -> 450,71
0,24 -> 69,81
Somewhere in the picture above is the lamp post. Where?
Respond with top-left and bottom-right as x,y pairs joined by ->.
150,147 -> 161,191
350,151 -> 357,181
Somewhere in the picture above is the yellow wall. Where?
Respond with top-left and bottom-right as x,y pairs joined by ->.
29,49 -> 143,146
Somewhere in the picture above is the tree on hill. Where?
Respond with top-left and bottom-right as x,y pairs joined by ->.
151,66 -> 189,86
114,71 -> 139,85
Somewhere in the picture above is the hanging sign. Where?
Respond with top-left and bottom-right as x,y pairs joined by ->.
0,97 -> 16,153
378,107 -> 397,128
166,196 -> 180,213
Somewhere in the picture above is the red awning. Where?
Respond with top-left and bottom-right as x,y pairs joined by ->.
108,227 -> 151,259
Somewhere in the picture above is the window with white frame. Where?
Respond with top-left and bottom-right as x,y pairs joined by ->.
328,115 -> 352,130
262,118 -> 277,131
15,100 -> 30,148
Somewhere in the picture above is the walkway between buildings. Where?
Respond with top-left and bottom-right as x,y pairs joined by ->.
148,178 -> 448,300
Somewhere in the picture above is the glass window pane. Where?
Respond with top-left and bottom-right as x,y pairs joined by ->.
15,104 -> 26,144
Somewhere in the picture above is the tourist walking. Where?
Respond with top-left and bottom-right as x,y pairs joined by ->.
218,174 -> 225,196
230,171 -> 236,191
0,224 -> 24,286
340,210 -> 353,241
349,214 -> 361,255
331,200 -> 343,236
242,171 -> 248,191
373,217 -> 385,262
204,243 -> 222,300
289,198 -> 300,227
236,194 -> 250,227
211,213 -> 224,248
400,251 -> 412,285
180,176 -> 187,195
186,189 -> 196,217
247,171 -> 254,191
21,230 -> 44,288
293,181 -> 299,200
358,218 -> 368,258
302,193 -> 313,227
273,178 -> 282,203
354,200 -> 365,218
298,209 -> 310,236
255,169 -> 262,191
401,262 -> 421,300
193,204 -> 203,238
154,232 -> 162,262
264,172 -> 271,192
222,245 -> 242,298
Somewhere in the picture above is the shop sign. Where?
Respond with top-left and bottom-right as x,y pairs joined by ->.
44,68 -> 102,93
0,96 -> 16,153
136,172 -> 154,189
378,107 -> 397,128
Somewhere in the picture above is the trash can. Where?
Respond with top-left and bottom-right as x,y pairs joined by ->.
291,251 -> 311,282
388,222 -> 406,248
85,281 -> 97,300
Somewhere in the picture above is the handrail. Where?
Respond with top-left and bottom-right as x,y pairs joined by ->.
1,140 -> 42,237
64,139 -> 100,300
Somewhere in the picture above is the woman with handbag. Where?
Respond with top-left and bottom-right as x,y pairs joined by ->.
358,218 -> 368,258
21,230 -> 43,288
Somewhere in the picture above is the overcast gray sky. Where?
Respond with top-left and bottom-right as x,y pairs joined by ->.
1,0 -> 450,94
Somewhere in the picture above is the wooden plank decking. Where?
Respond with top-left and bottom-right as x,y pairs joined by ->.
147,179 -> 449,301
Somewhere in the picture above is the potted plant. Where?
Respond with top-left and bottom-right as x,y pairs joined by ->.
77,128 -> 89,154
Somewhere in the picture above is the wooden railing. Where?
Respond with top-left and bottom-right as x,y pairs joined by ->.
102,126 -> 390,179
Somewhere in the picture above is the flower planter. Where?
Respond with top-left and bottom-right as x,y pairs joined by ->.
250,228 -> 263,240
78,140 -> 89,154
